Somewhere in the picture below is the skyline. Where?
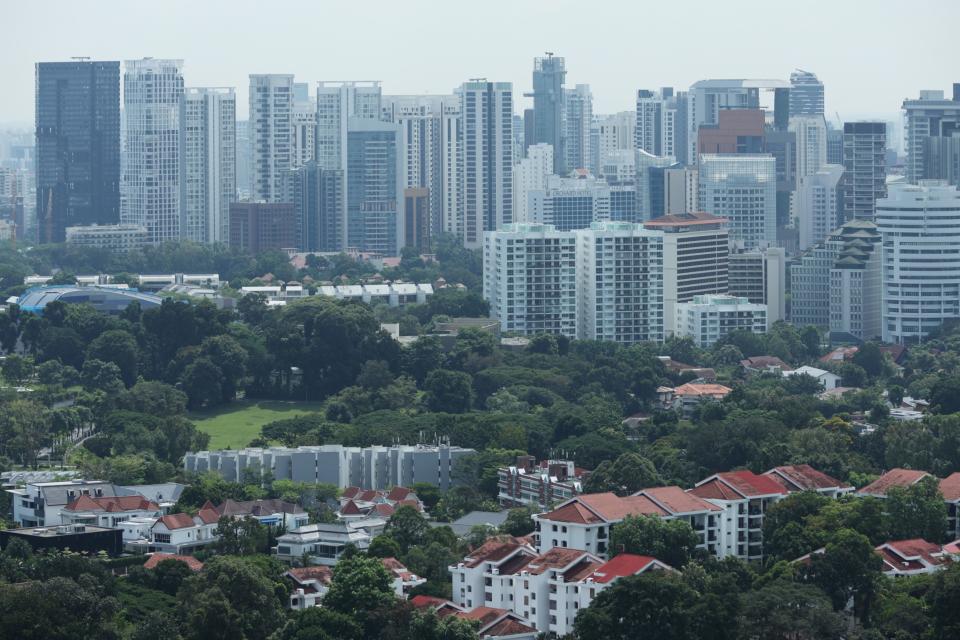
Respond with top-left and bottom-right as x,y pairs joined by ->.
3,0 -> 959,127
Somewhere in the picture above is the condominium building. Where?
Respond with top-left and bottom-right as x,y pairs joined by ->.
65,224 -> 148,253
460,81 -> 513,248
635,89 -> 678,158
789,70 -> 825,117
644,212 -> 729,335
826,127 -> 844,165
675,294 -> 768,347
902,86 -> 960,183
291,105 -> 316,170
180,88 -> 236,244
576,221 -> 664,344
728,247 -> 786,324
184,444 -> 475,490
663,167 -> 698,215
698,154 -> 777,249
877,181 -> 960,343
829,220 -> 882,342
591,112 -> 635,175
482,223 -> 577,336
249,74 -> 294,202
636,150 -> 675,220
528,174 -> 610,231
316,81 -> 382,172
514,143 -> 553,223
403,187 -> 430,251
288,161 -> 343,251
789,115 -> 827,179
796,164 -> 844,250
843,122 -> 887,220
345,117 -> 403,255
35,60 -> 120,243
564,85 -> 593,172
696,109 -> 765,155
497,457 -> 585,510
602,150 -> 639,222
228,201 -> 297,253
122,58 -> 184,243
530,55 -> 566,174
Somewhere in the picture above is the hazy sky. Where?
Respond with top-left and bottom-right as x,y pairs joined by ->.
3,0 -> 958,126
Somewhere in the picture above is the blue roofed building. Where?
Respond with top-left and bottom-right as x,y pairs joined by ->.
16,285 -> 163,315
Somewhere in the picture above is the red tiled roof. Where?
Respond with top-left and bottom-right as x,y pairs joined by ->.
635,486 -> 722,514
524,548 -> 592,575
157,513 -> 196,530
286,566 -> 333,585
496,553 -> 535,576
342,487 -> 361,499
877,539 -> 951,573
940,473 -> 960,502
820,346 -> 858,363
386,486 -> 413,501
482,617 -> 538,636
464,540 -> 531,568
858,469 -> 931,497
143,553 -> 204,571
562,558 -> 603,582
740,356 -> 792,371
459,606 -> 509,626
541,500 -> 604,524
410,595 -> 452,610
64,495 -> 159,513
765,465 -> 851,492
357,490 -> 378,502
373,503 -> 395,517
196,505 -> 220,525
673,383 -> 732,398
341,500 -> 363,515
541,492 -> 673,524
396,499 -> 422,511
691,471 -> 788,500
944,540 -> 960,555
586,554 -> 662,583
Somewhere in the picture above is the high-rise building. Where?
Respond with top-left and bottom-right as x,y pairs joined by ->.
530,55 -> 566,174
902,87 -> 960,183
602,150 -> 639,223
728,247 -> 786,325
235,120 -> 252,200
675,294 -> 767,347
592,112 -> 635,175
826,127 -> 844,165
564,85 -> 592,172
576,221 -> 664,344
796,164 -> 843,251
696,109 -> 765,155
528,174 -> 610,231
249,74 -> 294,203
877,181 -> 960,343
483,223 -> 577,336
291,105 -> 316,170
459,81 -> 513,248
316,81 -> 382,172
382,94 -> 461,237
35,60 -> 120,244
830,221 -> 882,342
789,116 -> 827,179
789,70 -> 825,117
403,187 -> 430,251
636,150 -> 675,221
663,167 -> 698,215
922,136 -> 960,186
644,212 -> 729,336
842,122 -> 886,221
513,143 -> 553,223
180,88 -> 236,244
636,89 -> 677,158
288,161 -> 343,252
698,154 -> 777,249
229,201 -> 297,253
122,58 -> 184,244
346,118 -> 403,256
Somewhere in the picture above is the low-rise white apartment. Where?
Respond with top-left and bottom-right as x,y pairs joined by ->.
675,294 -> 767,347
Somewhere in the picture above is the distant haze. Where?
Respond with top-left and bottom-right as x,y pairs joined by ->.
1,0 -> 956,127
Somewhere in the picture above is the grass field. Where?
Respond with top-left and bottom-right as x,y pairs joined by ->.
189,400 -> 324,450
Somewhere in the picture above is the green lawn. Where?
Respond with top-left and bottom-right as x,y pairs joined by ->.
189,400 -> 324,450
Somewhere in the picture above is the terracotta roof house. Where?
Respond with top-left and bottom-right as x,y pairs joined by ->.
763,465 -> 854,497
876,539 -> 954,577
216,498 -> 308,529
857,469 -> 932,498
61,495 -> 162,528
741,356 -> 793,374
142,553 -> 204,572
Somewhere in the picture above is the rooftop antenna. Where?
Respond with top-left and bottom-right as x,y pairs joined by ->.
545,51 -> 554,57
71,56 -> 91,61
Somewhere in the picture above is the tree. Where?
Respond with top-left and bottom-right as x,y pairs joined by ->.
271,607 -> 363,640
573,572 -> 696,640
930,563 -> 960,640
0,399 -> 50,468
886,476 -> 949,543
802,528 -> 883,619
87,330 -> 139,387
199,334 -> 248,402
608,515 -> 699,568
401,336 -> 443,384
181,357 -> 223,409
583,452 -> 662,496
740,579 -> 846,640
853,342 -> 885,379
214,516 -> 269,555
0,575 -> 122,640
762,491 -> 831,559
322,554 -> 396,630
357,359 -> 395,391
424,369 -> 473,413
81,359 -> 124,394
368,535 -> 402,559
2,354 -> 34,385
116,381 -> 189,416
384,505 -> 430,554
930,375 -> 960,414
500,507 -> 536,537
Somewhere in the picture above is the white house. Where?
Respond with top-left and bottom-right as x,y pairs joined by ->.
8,480 -> 116,527
122,503 -> 220,554
876,539 -> 955,577
286,556 -> 424,610
273,518 -> 386,566
60,495 -> 163,528
215,499 -> 309,529
782,365 -> 841,390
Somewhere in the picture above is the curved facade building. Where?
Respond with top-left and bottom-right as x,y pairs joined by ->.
877,181 -> 960,343
17,285 -> 162,315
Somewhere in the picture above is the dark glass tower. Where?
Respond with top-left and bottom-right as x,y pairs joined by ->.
35,61 -> 120,243
529,55 -> 566,174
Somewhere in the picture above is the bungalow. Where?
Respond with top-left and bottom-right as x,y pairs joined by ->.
60,495 -> 162,528
216,498 -> 308,529
658,383 -> 732,416
782,365 -> 841,390
286,557 -> 424,609
338,486 -> 424,520
410,597 -> 538,640
876,539 -> 954,577
740,356 -> 793,375
122,502 -> 220,554
273,517 -> 386,565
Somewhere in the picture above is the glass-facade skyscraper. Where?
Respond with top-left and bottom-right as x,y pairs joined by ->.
35,60 -> 120,243
530,55 -> 565,174
346,118 -> 402,255
789,70 -> 825,117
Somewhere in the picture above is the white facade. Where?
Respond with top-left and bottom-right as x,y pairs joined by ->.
273,519 -> 384,565
789,115 -> 828,180
663,167 -> 698,215
528,174 -> 611,231
459,81 -> 513,248
65,224 -> 147,252
181,88 -> 236,244
877,181 -> 960,343
483,223 -> 577,337
796,164 -> 843,251
675,294 -> 768,347
783,365 -> 841,390
591,112 -> 635,176
575,222 -> 664,344
635,90 -> 675,158
514,143 -> 553,223
564,85 -> 593,172
122,58 -> 184,243
698,154 -> 777,249
291,105 -> 316,170
249,74 -> 294,202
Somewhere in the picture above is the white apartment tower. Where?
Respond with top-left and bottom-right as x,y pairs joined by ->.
789,116 -> 827,179
513,143 -> 553,223
698,154 -> 777,249
676,294 -> 768,347
877,181 -> 960,343
122,58 -> 185,243
564,85 -> 593,172
460,81 -> 513,249
180,88 -> 236,245
796,164 -> 844,251
483,223 -> 576,336
636,90 -> 675,158
528,174 -> 611,231
291,106 -> 316,170
592,111 -> 635,176
249,74 -> 294,202
316,81 -> 382,171
644,212 -> 730,336
576,221 -> 664,343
